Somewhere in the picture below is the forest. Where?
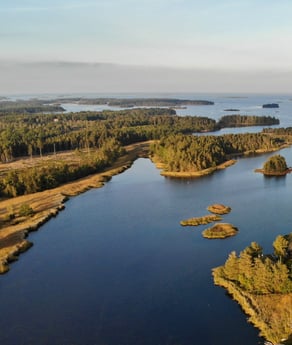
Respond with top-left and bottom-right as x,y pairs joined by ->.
0,104 -> 287,197
150,133 -> 286,172
217,114 -> 279,127
214,235 -> 292,294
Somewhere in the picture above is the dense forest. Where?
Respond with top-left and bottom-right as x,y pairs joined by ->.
213,235 -> 292,344
0,108 -> 218,162
150,133 -> 286,172
0,100 -> 65,114
214,235 -> 292,294
0,103 -> 286,197
218,115 -> 279,128
50,97 -> 215,107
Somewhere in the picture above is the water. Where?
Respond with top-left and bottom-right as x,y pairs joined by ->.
1,93 -> 292,344
1,148 -> 292,344
55,92 -> 292,129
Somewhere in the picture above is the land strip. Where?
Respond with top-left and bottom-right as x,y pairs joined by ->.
0,141 -> 150,273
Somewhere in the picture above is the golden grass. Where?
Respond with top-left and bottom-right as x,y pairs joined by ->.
202,223 -> 238,239
213,268 -> 292,344
207,204 -> 231,215
180,214 -> 222,226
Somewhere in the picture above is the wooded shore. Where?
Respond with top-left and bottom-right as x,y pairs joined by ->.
0,142 -> 149,274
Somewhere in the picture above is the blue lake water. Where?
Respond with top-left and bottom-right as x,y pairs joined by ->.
1,93 -> 292,344
1,148 -> 292,344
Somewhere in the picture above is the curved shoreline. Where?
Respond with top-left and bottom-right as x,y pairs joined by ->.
213,270 -> 292,344
158,160 -> 236,178
0,142 -> 150,274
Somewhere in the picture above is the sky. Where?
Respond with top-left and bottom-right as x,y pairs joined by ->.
1,0 -> 292,93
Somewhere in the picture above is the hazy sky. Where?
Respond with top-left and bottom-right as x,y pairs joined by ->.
1,0 -> 292,93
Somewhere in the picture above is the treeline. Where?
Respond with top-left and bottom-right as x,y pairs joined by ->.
218,115 -> 279,128
0,100 -> 64,114
0,139 -> 123,197
0,108 -> 217,162
50,97 -> 215,107
263,127 -> 292,136
150,133 -> 285,172
213,234 -> 292,294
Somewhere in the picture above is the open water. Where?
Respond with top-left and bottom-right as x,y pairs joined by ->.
0,93 -> 292,345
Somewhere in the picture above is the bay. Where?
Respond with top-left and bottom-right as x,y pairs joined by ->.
1,93 -> 292,344
1,146 -> 292,344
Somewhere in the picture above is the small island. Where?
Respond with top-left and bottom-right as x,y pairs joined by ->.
180,214 -> 221,226
207,204 -> 231,215
255,154 -> 291,176
223,108 -> 240,112
202,223 -> 238,239
262,103 -> 279,108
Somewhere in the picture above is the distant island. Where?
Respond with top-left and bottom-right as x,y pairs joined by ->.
217,115 -> 279,128
224,108 -> 240,112
213,234 -> 292,344
262,103 -> 279,108
58,97 -> 215,107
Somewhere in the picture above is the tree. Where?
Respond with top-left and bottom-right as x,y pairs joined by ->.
273,235 -> 289,261
263,155 -> 288,174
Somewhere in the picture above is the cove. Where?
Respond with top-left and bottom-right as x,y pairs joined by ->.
1,149 -> 292,345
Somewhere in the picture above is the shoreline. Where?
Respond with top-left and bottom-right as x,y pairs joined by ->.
157,159 -> 236,178
213,271 -> 292,344
0,141 -> 150,274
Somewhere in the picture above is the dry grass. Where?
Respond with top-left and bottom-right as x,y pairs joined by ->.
202,223 -> 238,239
207,204 -> 231,215
180,214 -> 222,226
213,268 -> 292,344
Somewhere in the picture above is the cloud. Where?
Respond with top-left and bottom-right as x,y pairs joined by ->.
0,2 -> 99,12
1,61 -> 292,94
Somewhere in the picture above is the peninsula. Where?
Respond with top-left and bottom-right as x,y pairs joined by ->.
0,142 -> 149,274
213,235 -> 292,344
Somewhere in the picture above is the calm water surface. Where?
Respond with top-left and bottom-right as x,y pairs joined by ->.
1,146 -> 292,345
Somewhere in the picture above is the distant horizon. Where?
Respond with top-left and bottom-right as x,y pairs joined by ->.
3,1 -> 292,94
1,60 -> 292,95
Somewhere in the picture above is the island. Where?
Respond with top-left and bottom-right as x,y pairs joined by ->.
207,204 -> 231,215
224,108 -> 240,111
50,97 -> 215,107
217,115 -> 279,128
213,235 -> 292,344
255,154 -> 291,176
262,103 -> 279,108
202,223 -> 238,239
180,214 -> 222,226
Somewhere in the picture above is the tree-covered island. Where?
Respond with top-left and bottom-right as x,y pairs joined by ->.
213,234 -> 292,344
255,154 -> 291,176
